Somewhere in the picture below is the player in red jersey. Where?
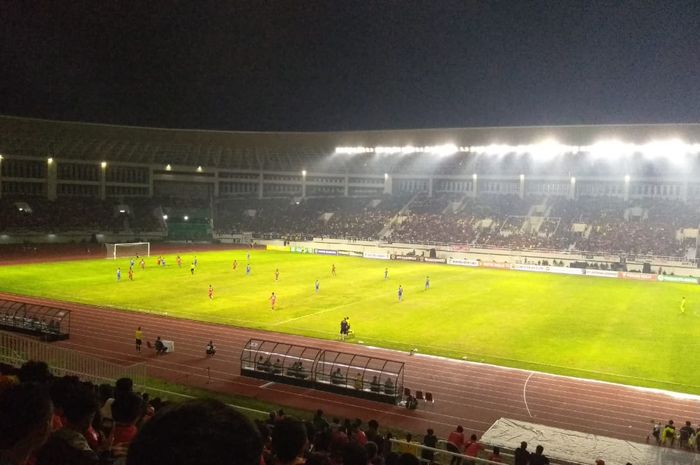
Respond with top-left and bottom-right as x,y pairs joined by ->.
233,259 -> 238,270
269,292 -> 277,310
176,255 -> 182,268
208,285 -> 214,300
128,268 -> 134,281
331,264 -> 336,276
140,258 -> 145,270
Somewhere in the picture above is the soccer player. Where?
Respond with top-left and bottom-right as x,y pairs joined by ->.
315,279 -> 320,294
275,268 -> 280,281
232,259 -> 238,270
116,268 -> 121,281
384,268 -> 388,280
177,255 -> 182,268
208,285 -> 214,300
425,275 -> 430,290
157,256 -> 162,266
135,326 -> 143,352
161,257 -> 166,267
397,285 -> 403,302
140,258 -> 145,270
269,292 -> 277,310
128,268 -> 134,281
340,318 -> 349,341
246,251 -> 250,262
190,262 -> 195,275
681,297 -> 687,314
194,256 -> 198,267
130,258 -> 135,269
246,263 -> 251,276
331,264 -> 336,276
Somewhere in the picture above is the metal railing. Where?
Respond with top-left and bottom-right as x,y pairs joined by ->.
0,330 -> 147,386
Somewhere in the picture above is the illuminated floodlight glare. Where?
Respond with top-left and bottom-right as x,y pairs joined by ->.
162,214 -> 168,220
429,144 -> 458,156
100,161 -> 107,169
624,175 -> 631,183
335,146 -> 373,155
47,157 -> 53,165
570,176 -> 576,184
302,170 -> 307,176
384,173 -> 389,180
528,140 -> 576,159
0,154 -> 3,160
165,164 -> 172,171
119,209 -> 126,214
519,174 -> 525,181
196,166 -> 203,172
472,173 -> 478,180
583,140 -> 636,158
183,215 -> 189,221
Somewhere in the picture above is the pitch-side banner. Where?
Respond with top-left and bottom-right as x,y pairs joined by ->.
618,271 -> 657,281
424,257 -> 447,264
657,274 -> 698,284
392,254 -> 418,261
315,249 -> 338,256
337,250 -> 363,257
290,246 -> 314,254
581,269 -> 619,278
447,257 -> 480,267
363,251 -> 390,260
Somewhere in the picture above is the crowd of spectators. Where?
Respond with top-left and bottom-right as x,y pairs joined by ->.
0,359 -> 650,465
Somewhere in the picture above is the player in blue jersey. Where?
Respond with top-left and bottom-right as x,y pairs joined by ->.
116,268 -> 121,281
246,263 -> 251,276
397,285 -> 403,302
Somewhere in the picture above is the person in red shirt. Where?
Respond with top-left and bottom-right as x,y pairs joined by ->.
463,434 -> 484,464
447,425 -> 465,465
208,285 -> 214,300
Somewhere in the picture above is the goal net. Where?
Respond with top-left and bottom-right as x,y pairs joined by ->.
104,242 -> 151,260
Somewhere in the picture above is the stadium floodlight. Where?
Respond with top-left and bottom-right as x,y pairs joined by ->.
47,157 -> 53,165
335,146 -> 373,154
384,173 -> 389,180
100,161 -> 107,169
0,154 -> 3,160
184,215 -> 189,221
197,166 -> 203,172
302,170 -> 307,176
582,140 -> 636,158
519,174 -> 525,181
162,214 -> 168,220
472,173 -> 478,180
570,176 -> 576,184
624,174 -> 631,183
165,164 -> 172,171
428,144 -> 458,156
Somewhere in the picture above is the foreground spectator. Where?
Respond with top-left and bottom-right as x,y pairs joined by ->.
514,441 -> 530,465
36,382 -> 101,465
272,418 -> 308,465
529,445 -> 549,465
127,398 -> 263,465
0,383 -> 53,465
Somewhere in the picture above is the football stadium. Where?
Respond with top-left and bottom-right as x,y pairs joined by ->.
3,115 -> 700,464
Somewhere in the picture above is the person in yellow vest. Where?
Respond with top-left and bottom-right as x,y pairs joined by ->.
135,327 -> 143,352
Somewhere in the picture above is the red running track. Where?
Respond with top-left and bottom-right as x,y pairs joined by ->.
4,292 -> 700,442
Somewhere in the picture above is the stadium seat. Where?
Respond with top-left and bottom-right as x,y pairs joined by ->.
415,390 -> 424,400
404,387 -> 411,397
425,392 -> 434,403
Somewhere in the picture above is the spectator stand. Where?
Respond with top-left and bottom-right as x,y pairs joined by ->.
315,350 -> 404,404
240,338 -> 320,388
0,298 -> 70,341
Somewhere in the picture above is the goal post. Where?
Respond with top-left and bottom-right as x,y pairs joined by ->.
105,242 -> 151,260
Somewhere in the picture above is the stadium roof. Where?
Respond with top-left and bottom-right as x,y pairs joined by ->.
3,115 -> 700,169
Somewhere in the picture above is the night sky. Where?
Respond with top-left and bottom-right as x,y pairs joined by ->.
2,1 -> 700,132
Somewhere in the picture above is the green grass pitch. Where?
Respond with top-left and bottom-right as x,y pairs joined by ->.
1,249 -> 699,393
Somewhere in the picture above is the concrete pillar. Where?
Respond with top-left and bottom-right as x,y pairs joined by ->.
383,174 -> 392,195
518,174 -> 525,200
148,166 -> 154,197
344,175 -> 349,197
472,174 -> 478,198
569,177 -> 576,200
99,163 -> 107,201
623,176 -> 630,202
0,156 -> 3,200
301,172 -> 307,198
46,159 -> 57,201
428,177 -> 433,197
258,172 -> 264,199
682,181 -> 689,202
